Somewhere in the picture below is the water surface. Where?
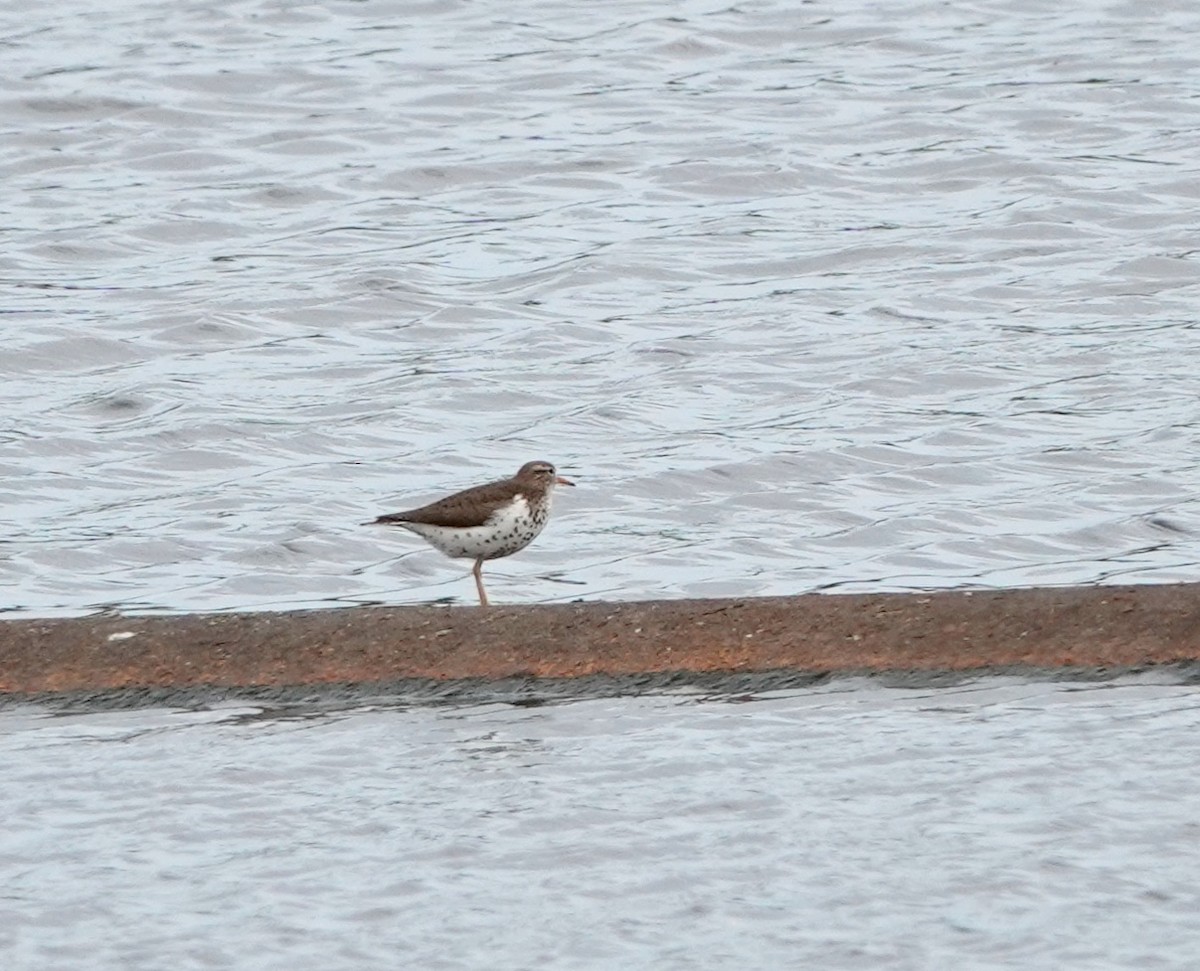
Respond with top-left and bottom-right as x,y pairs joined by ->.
3,678 -> 1199,969
2,0 -> 1199,614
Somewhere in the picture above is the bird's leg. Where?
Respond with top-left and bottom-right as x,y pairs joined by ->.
472,557 -> 489,607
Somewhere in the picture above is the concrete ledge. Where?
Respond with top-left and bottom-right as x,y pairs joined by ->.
3,583 -> 1200,699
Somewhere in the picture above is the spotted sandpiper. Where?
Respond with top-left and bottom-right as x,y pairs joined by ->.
366,460 -> 575,606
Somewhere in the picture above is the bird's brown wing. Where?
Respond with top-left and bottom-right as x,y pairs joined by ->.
370,477 -> 526,529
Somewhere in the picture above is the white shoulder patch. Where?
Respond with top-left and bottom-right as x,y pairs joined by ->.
487,494 -> 529,526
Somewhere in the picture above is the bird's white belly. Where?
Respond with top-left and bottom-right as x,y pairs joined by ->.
401,497 -> 547,560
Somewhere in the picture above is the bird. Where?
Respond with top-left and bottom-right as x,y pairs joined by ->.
365,460 -> 574,606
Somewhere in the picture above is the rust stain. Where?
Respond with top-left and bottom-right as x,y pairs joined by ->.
1,584 -> 1200,696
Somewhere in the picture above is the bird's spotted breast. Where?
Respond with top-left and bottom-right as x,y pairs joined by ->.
399,494 -> 548,560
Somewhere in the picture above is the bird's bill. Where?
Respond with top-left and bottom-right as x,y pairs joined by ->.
556,475 -> 576,487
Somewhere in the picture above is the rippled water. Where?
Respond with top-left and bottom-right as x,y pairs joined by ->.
3,678 -> 1200,969
2,0 -> 1200,614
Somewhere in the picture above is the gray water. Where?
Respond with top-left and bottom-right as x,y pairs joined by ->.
4,679 -> 1200,970
2,0 -> 1200,615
